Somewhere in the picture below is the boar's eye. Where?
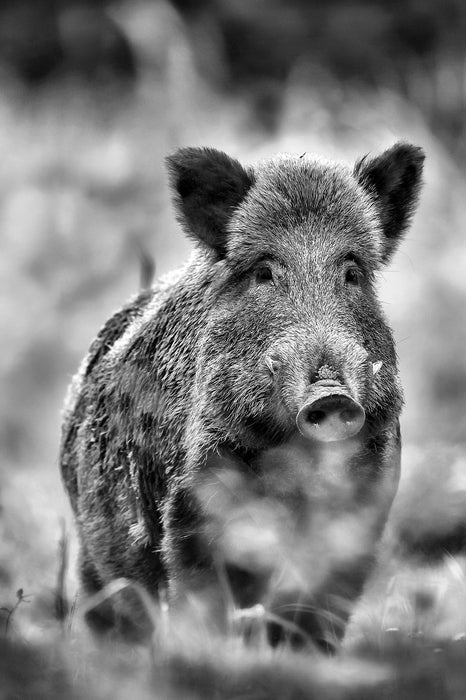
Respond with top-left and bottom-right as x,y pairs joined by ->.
345,267 -> 361,286
253,263 -> 274,284
343,255 -> 364,286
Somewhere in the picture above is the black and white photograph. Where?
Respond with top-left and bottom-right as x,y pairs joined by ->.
1,1 -> 466,698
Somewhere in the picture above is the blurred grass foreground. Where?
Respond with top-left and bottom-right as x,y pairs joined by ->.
1,1 -> 466,698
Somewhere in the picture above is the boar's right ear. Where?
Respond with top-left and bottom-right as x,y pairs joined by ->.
354,142 -> 425,263
166,147 -> 254,257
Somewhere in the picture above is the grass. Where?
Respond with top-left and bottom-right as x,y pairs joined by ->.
3,556 -> 466,699
1,8 -> 466,697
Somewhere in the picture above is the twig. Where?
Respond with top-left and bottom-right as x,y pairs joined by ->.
54,519 -> 70,629
1,588 -> 31,639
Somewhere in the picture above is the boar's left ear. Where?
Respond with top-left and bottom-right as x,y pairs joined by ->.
166,147 -> 254,257
354,142 -> 425,263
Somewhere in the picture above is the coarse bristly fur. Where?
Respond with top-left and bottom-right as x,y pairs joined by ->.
60,143 -> 425,649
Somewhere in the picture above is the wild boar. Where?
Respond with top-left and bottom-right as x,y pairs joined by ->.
60,143 -> 424,649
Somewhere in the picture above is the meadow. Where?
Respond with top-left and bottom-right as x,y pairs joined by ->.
1,4 -> 466,698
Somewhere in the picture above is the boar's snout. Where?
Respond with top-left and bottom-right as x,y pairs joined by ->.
296,384 -> 365,443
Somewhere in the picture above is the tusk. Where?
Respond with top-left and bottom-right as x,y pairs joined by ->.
265,356 -> 279,374
372,360 -> 383,376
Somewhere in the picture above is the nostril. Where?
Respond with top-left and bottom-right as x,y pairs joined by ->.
340,409 -> 359,424
306,409 -> 326,425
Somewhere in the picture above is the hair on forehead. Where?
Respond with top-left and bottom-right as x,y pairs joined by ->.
250,153 -> 369,213
228,153 -> 383,264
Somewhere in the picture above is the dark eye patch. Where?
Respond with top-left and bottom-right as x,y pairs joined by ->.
254,263 -> 274,284
341,252 -> 366,287
345,267 -> 361,285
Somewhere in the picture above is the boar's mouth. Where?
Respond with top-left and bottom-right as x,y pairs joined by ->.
296,382 -> 365,443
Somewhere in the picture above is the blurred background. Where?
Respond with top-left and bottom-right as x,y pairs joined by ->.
1,0 -> 466,643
